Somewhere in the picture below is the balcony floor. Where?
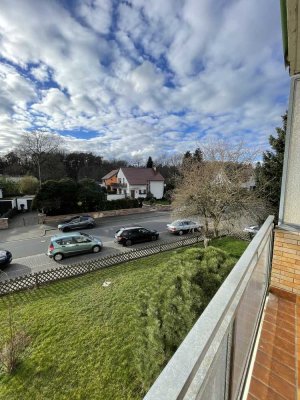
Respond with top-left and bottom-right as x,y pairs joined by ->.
247,290 -> 298,400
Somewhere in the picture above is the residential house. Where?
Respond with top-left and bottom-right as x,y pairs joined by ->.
101,170 -> 119,190
102,167 -> 165,200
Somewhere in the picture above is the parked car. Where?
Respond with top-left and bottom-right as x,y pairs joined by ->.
243,225 -> 260,235
167,220 -> 202,235
58,216 -> 96,232
115,226 -> 159,246
0,250 -> 12,268
47,232 -> 102,261
60,215 -> 84,223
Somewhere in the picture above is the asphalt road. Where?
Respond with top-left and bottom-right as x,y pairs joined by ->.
1,211 -> 190,280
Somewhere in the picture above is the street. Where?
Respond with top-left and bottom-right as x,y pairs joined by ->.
0,211 -> 184,280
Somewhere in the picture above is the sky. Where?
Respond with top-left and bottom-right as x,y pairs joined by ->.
0,0 -> 290,161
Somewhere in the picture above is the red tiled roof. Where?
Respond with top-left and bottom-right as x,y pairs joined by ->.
120,168 -> 164,185
102,169 -> 119,180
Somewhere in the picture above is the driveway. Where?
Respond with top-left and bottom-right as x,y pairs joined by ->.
8,211 -> 39,228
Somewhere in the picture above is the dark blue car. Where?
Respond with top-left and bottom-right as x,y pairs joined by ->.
0,250 -> 12,268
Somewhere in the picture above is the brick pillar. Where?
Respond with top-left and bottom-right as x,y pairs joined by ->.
271,228 -> 300,296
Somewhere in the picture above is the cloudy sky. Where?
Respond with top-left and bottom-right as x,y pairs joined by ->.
0,0 -> 289,161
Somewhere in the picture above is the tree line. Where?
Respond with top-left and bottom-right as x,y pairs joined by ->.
0,113 -> 286,224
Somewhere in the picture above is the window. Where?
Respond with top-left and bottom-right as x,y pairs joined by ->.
74,236 -> 91,243
139,228 -> 148,233
61,238 -> 75,245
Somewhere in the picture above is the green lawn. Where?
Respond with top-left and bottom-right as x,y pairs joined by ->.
0,237 -> 248,400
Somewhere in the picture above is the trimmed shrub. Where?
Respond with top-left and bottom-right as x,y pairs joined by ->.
135,246 -> 235,390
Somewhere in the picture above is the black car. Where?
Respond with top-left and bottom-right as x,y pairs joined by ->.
115,227 -> 159,246
0,250 -> 12,268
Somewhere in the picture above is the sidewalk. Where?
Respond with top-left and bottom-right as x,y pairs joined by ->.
0,223 -> 55,243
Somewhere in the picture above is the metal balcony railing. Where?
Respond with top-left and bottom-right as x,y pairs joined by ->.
144,215 -> 274,400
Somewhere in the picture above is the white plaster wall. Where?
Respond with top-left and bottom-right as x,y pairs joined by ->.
107,194 -> 125,201
17,199 -> 28,210
117,169 -> 128,185
282,77 -> 300,226
149,181 -> 164,199
128,185 -> 147,198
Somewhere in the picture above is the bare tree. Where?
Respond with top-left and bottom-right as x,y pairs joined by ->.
18,131 -> 64,187
172,142 -> 268,237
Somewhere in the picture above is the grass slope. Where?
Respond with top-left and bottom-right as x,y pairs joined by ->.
0,237 -> 248,400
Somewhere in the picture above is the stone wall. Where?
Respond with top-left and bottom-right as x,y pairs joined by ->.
0,218 -> 8,230
271,228 -> 300,296
39,205 -> 171,224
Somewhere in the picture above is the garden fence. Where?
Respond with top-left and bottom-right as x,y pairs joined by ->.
0,234 -> 205,296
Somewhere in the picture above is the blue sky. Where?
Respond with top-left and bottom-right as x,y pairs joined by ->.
0,0 -> 289,161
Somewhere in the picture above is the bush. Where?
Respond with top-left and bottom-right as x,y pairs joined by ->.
0,178 -> 20,197
134,246 -> 235,390
102,198 -> 139,210
34,178 -> 140,215
19,176 -> 39,195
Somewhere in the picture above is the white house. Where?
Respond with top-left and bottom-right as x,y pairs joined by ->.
103,167 -> 165,200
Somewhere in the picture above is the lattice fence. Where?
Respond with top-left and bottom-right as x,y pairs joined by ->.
0,234 -> 204,296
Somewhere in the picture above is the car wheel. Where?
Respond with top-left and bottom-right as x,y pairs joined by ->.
92,245 -> 101,253
151,235 -> 157,241
125,239 -> 132,246
54,253 -> 63,262
178,230 -> 184,236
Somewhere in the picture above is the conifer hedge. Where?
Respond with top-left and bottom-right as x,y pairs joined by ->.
135,246 -> 235,389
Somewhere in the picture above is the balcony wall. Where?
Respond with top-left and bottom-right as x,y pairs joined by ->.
144,216 -> 274,400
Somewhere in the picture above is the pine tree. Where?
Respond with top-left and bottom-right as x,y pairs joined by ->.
256,113 -> 287,210
193,147 -> 203,163
146,156 -> 153,168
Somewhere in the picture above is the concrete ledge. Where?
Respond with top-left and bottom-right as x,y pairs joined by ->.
0,218 -> 8,229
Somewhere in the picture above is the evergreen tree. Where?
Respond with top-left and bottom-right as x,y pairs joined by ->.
134,246 -> 235,391
146,156 -> 153,168
256,113 -> 287,210
193,147 -> 203,163
183,150 -> 192,161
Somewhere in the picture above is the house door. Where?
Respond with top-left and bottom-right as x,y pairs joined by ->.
130,190 -> 135,198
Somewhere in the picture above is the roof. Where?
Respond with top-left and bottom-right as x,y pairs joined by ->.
102,169 -> 118,180
51,232 -> 83,240
120,168 -> 164,185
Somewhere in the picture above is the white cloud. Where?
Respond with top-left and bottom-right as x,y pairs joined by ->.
0,0 -> 289,160
30,64 -> 50,81
76,0 -> 112,35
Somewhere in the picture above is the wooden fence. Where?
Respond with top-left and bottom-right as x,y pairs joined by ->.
0,234 -> 204,296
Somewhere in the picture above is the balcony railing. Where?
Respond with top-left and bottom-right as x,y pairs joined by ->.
144,215 -> 274,400
109,182 -> 127,188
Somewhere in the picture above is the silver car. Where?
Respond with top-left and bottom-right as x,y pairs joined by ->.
167,220 -> 202,235
58,216 -> 96,232
47,232 -> 102,261
243,225 -> 260,235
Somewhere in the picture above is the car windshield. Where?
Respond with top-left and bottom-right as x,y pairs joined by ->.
171,220 -> 182,226
79,232 -> 93,239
